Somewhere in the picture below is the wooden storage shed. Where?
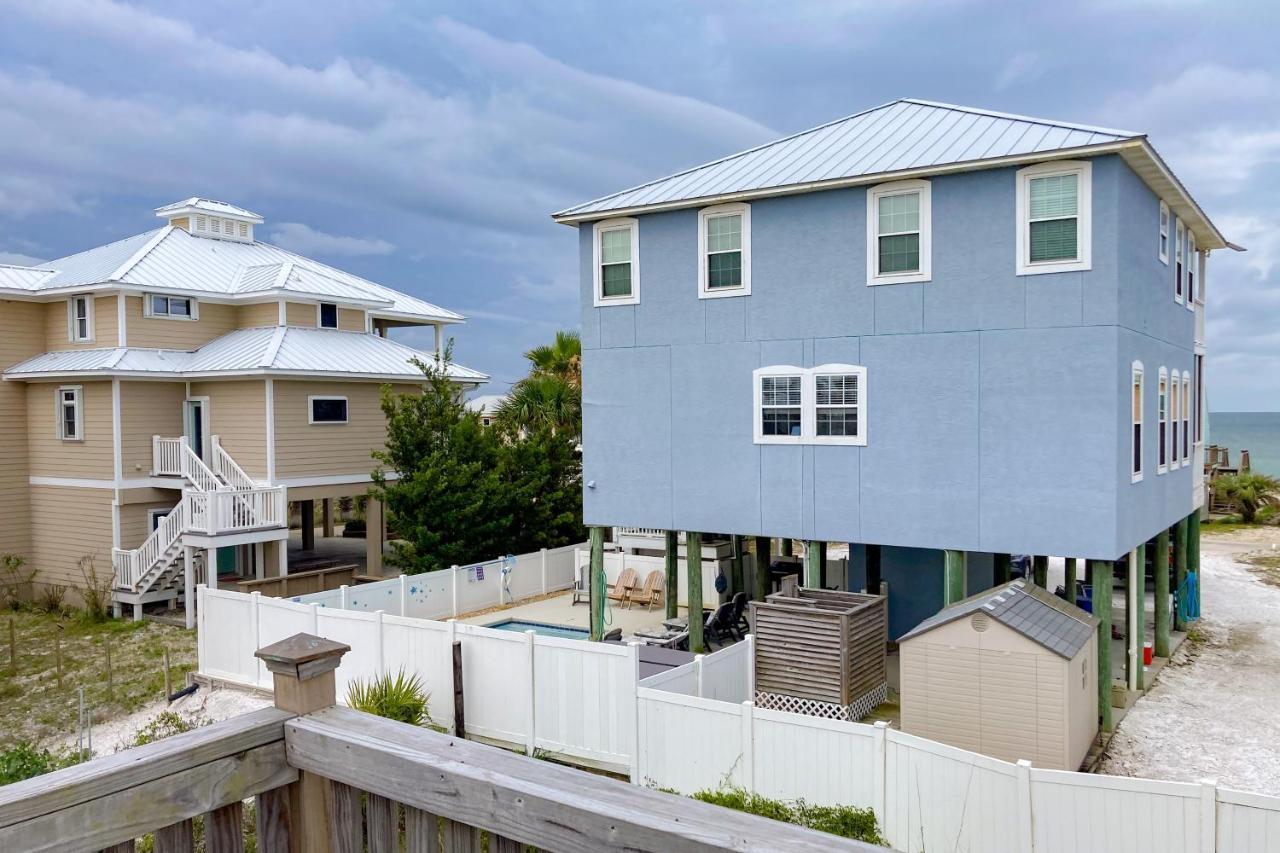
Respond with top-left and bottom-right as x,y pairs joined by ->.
750,588 -> 887,721
899,580 -> 1099,770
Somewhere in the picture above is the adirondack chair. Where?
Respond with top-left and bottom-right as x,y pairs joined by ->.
607,567 -> 638,604
628,570 -> 664,610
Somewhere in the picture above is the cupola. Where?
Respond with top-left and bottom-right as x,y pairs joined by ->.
155,197 -> 263,243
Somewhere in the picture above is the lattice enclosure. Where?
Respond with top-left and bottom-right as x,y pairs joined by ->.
756,682 -> 887,722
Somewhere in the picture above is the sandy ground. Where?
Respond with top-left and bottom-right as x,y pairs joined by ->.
62,681 -> 271,757
1099,529 -> 1280,795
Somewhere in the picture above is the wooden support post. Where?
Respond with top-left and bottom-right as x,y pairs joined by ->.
254,633 -> 350,853
753,536 -> 771,601
1091,559 -> 1114,732
365,496 -> 384,577
818,541 -> 828,589
1174,517 -> 1189,632
1133,543 -> 1146,691
1188,510 -> 1202,617
731,535 -> 745,596
1064,557 -> 1078,604
1032,555 -> 1048,588
664,530 -> 679,619
1154,528 -> 1171,658
994,553 -> 1011,585
803,541 -> 821,588
589,526 -> 605,642
943,550 -> 966,606
865,545 -> 881,594
300,500 -> 315,552
321,498 -> 335,538
687,531 -> 705,653
781,539 -> 793,557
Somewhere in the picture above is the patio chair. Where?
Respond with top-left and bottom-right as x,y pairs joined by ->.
602,627 -> 623,642
607,567 -> 638,604
703,600 -> 739,648
628,570 -> 664,611
728,591 -> 750,636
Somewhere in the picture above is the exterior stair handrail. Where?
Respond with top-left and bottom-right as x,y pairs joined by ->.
211,435 -> 257,490
112,496 -> 189,591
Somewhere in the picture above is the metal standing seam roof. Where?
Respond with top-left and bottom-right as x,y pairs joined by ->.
0,264 -> 56,291
2,326 -> 488,383
898,580 -> 1099,660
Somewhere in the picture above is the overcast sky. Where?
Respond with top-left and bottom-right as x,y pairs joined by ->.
1,0 -> 1277,410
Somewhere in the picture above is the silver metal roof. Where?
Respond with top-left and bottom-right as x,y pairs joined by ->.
155,197 -> 264,222
0,263 -> 55,291
556,100 -> 1140,221
898,579 -> 1098,659
3,326 -> 487,383
3,226 -> 462,322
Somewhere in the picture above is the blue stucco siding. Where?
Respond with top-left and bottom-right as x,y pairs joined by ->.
579,153 -> 1197,561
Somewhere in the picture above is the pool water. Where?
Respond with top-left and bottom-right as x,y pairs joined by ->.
486,619 -> 590,640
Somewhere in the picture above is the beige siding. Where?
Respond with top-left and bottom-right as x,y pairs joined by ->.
238,301 -> 280,328
0,300 -> 44,558
44,295 -> 119,351
190,380 -> 268,479
119,497 -> 180,550
26,381 -> 114,478
273,381 -> 409,478
338,308 -> 366,332
124,295 -> 238,349
1066,636 -> 1099,769
29,485 -> 114,590
285,302 -> 317,327
120,381 -> 186,477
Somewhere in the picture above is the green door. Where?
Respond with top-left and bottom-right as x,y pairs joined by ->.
216,547 -> 238,576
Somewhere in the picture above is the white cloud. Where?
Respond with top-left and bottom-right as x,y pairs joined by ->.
0,251 -> 45,266
267,222 -> 394,257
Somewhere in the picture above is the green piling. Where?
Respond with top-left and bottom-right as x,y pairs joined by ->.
731,535 -> 745,596
1091,559 -> 1114,731
943,550 -> 966,605
754,536 -> 771,601
1154,528 -> 1171,658
1133,543 -> 1146,691
781,539 -> 793,557
1032,555 -> 1048,587
589,526 -> 605,642
804,541 -> 822,588
1064,557 -> 1078,604
664,530 -> 679,620
1188,511 -> 1201,617
1173,517 -> 1189,632
687,531 -> 705,653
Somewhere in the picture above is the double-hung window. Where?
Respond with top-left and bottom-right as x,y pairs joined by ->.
1175,219 -> 1185,304
1015,161 -> 1092,275
1186,234 -> 1197,308
753,364 -> 867,446
1131,362 -> 1143,483
146,293 -> 196,319
67,295 -> 93,342
698,203 -> 750,298
592,218 -> 640,306
1158,369 -> 1168,473
319,302 -> 339,329
56,386 -> 83,441
755,369 -> 803,443
1158,201 -> 1170,264
867,180 -> 931,285
1170,371 -> 1180,467
1182,372 -> 1191,463
1194,355 -> 1204,445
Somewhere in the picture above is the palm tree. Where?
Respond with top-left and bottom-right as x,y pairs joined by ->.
1214,473 -> 1280,523
524,330 -> 581,390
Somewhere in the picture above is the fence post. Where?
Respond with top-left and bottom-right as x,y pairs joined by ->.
745,634 -> 755,699
740,701 -> 755,793
196,584 -> 208,675
339,584 -> 348,610
451,565 -> 459,617
694,654 -> 705,699
1015,759 -> 1033,853
497,556 -> 505,608
540,548 -> 548,595
399,574 -> 407,617
375,610 -> 385,674
872,721 -> 888,831
310,602 -> 320,634
628,641 -> 642,784
445,619 -> 458,734
524,629 -> 537,756
250,591 -> 262,686
1199,779 -> 1217,853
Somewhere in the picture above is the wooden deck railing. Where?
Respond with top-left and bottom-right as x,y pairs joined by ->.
0,634 -> 887,853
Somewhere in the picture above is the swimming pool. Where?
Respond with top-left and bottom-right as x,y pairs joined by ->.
486,619 -> 590,640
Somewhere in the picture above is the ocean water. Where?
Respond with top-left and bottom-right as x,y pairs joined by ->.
1208,412 -> 1280,476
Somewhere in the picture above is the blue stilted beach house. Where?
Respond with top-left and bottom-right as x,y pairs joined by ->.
554,100 -> 1236,724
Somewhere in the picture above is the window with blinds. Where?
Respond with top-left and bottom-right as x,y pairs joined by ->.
867,180 -> 931,285
699,203 -> 751,298
592,218 -> 639,306
754,364 -> 867,446
1158,369 -> 1168,473
1159,201 -> 1170,264
1016,161 -> 1091,276
1132,363 -> 1143,482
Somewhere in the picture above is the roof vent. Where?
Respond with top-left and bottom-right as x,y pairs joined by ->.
970,613 -> 991,633
155,198 -> 262,243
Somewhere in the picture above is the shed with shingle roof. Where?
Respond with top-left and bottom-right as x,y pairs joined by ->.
898,580 -> 1099,770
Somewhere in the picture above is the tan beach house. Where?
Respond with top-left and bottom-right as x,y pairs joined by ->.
0,198 -> 485,618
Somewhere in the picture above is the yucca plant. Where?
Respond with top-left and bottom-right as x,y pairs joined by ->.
1215,473 -> 1280,523
345,668 -> 430,726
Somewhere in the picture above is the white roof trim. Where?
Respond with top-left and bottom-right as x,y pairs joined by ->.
108,225 -> 174,282
260,326 -> 288,368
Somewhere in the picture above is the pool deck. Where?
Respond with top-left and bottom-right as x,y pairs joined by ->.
460,589 -> 689,640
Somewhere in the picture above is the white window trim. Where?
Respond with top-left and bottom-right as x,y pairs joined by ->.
317,302 -> 340,329
1131,361 -> 1144,484
1158,201 -> 1170,265
148,507 -> 173,531
1157,367 -> 1168,474
592,218 -> 640,307
1185,234 -> 1196,311
67,295 -> 94,343
143,292 -> 199,321
866,180 -> 931,286
698,202 -> 751,299
1174,218 -> 1185,305
308,395 -> 349,425
56,385 -> 84,442
1181,371 -> 1191,467
1015,160 -> 1092,276
753,365 -> 805,445
808,364 -> 868,446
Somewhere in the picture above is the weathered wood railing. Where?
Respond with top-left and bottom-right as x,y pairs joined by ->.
0,634 -> 887,853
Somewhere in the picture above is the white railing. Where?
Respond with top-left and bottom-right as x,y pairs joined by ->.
112,496 -> 189,590
152,436 -> 184,476
211,435 -> 257,490
616,527 -> 667,538
188,487 -> 287,534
